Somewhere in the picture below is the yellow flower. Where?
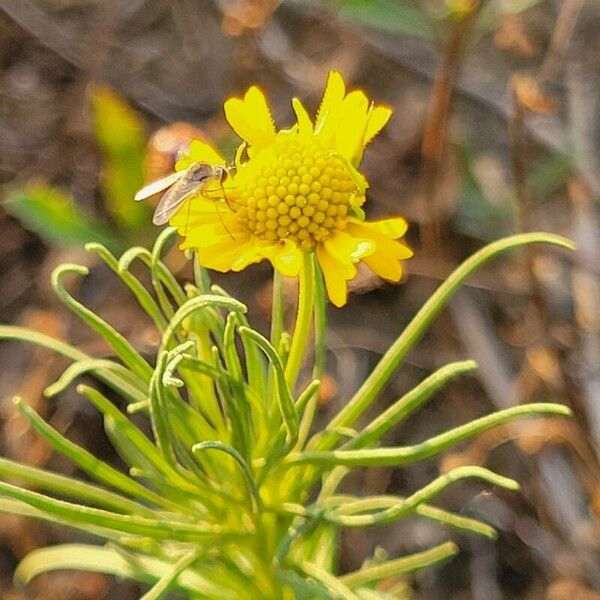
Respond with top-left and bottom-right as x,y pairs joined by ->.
171,71 -> 412,307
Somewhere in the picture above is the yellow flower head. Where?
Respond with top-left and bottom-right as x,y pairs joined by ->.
171,71 -> 413,307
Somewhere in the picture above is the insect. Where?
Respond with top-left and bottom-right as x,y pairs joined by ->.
134,162 -> 229,225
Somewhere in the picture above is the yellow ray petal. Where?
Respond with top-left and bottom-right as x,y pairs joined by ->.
193,236 -> 253,272
323,230 -> 374,269
362,249 -> 404,281
231,244 -> 268,272
176,218 -> 242,249
291,98 -> 313,137
362,217 -> 409,239
224,86 -> 276,149
244,86 -> 276,137
175,141 -> 225,174
364,105 -> 393,145
315,71 -> 346,141
334,91 -> 369,163
264,240 -> 302,277
347,220 -> 413,261
316,244 -> 348,307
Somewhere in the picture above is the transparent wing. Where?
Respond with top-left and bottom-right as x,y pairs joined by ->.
134,172 -> 183,201
152,180 -> 204,225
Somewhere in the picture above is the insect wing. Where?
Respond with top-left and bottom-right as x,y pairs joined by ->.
152,178 -> 204,225
134,171 -> 183,202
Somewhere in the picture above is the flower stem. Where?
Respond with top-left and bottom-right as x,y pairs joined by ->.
270,270 -> 284,347
285,252 -> 315,390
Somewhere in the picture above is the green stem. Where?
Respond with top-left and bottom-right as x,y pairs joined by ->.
270,270 -> 284,347
285,253 -> 316,390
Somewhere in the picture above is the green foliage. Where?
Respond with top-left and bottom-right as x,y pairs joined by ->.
3,181 -> 120,250
310,0 -> 432,39
454,145 -> 515,240
0,231 -> 572,598
3,86 -> 150,251
89,85 -> 149,230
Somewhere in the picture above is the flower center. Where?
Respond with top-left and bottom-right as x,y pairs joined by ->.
233,136 -> 358,251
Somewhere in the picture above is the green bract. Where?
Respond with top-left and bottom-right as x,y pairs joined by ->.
0,230 -> 572,599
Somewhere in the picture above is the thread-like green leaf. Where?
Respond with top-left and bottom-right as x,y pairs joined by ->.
86,242 -> 168,331
139,549 -> 202,600
192,441 -> 261,512
333,360 -> 478,451
15,544 -> 232,597
299,560 -> 359,599
76,385 -> 201,496
14,398 -> 180,511
51,264 -> 153,381
340,542 -> 459,588
45,359 -> 146,403
0,457 -> 153,516
293,403 -> 571,467
239,327 -> 299,446
0,480 -> 238,542
326,233 -> 574,447
323,467 -> 517,527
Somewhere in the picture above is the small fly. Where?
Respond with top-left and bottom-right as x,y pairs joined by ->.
134,163 -> 229,226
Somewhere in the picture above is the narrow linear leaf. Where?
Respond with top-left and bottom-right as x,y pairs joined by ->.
324,467 -> 517,527
15,544 -> 233,597
295,403 -> 571,467
14,398 -> 181,512
340,542 -> 458,588
52,264 -> 153,381
334,360 -> 478,451
327,234 -> 574,446
0,457 -> 153,517
45,359 -> 146,403
140,549 -> 202,600
299,560 -> 359,600
0,480 -> 236,542
192,441 -> 261,512
239,326 -> 299,445
77,385 -> 201,496
85,242 -> 168,331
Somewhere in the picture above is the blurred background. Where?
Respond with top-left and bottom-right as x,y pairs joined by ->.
1,1 -> 599,598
